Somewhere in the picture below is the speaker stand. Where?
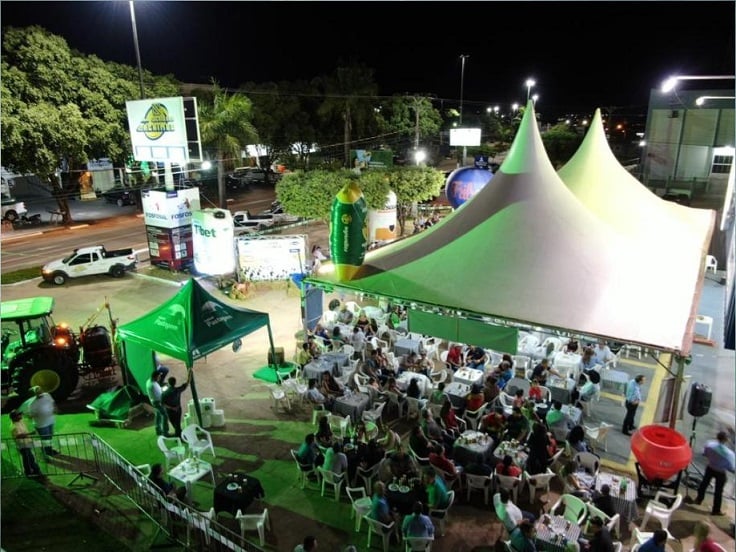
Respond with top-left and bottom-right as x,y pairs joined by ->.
684,415 -> 705,494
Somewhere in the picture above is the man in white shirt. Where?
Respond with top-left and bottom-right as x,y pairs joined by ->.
28,386 -> 59,456
493,488 -> 536,532
350,326 -> 366,360
146,369 -> 169,436
592,340 -> 614,366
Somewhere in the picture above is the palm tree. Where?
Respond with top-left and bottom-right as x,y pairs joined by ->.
197,83 -> 259,208
315,63 -> 378,167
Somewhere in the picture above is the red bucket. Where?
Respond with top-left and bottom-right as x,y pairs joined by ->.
631,425 -> 692,481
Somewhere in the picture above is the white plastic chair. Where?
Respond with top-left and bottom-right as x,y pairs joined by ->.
268,384 -> 292,413
330,414 -> 352,439
405,396 -> 423,420
290,449 -> 316,489
524,468 -> 556,503
463,401 -> 489,431
705,254 -> 718,273
364,514 -> 397,552
317,466 -> 346,501
184,507 -> 215,546
236,507 -> 270,547
362,400 -> 386,426
157,435 -> 186,471
181,423 -> 216,458
494,470 -> 523,504
341,343 -> 355,359
405,536 -> 435,551
584,422 -> 611,452
574,451 -> 601,478
640,490 -> 683,532
356,460 -> 384,494
346,486 -> 372,532
429,489 -> 455,536
465,472 -> 493,505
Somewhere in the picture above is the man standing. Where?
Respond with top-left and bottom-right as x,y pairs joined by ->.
162,373 -> 190,438
146,369 -> 169,436
691,431 -> 736,515
622,375 -> 645,436
28,386 -> 59,456
10,410 -> 42,477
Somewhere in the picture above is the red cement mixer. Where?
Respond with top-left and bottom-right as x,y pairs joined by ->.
631,425 -> 692,481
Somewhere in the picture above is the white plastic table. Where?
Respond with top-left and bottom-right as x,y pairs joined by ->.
168,457 -> 216,495
453,367 -> 484,387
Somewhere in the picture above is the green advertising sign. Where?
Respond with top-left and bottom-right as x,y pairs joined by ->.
350,149 -> 393,170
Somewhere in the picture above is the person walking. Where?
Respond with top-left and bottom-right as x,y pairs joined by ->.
10,410 -> 42,478
162,372 -> 191,438
28,385 -> 59,456
402,500 -> 434,538
622,375 -> 645,436
146,369 -> 169,436
691,431 -> 735,515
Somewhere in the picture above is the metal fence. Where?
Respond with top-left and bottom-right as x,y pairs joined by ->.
1,432 -> 263,551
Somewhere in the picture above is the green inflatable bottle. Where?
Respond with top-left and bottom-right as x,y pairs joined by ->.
329,181 -> 368,281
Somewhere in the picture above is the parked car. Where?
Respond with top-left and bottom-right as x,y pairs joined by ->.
226,167 -> 280,190
102,187 -> 137,207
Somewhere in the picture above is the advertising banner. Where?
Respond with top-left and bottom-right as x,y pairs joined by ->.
236,235 -> 307,281
146,225 -> 193,271
192,209 -> 236,276
126,97 -> 189,163
450,128 -> 481,146
350,149 -> 393,170
141,187 -> 201,229
367,190 -> 397,243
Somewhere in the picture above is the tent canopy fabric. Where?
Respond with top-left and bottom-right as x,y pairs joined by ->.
307,101 -> 714,355
117,278 -> 271,390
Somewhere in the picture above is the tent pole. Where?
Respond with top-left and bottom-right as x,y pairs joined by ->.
188,364 -> 204,427
668,355 -> 686,429
266,322 -> 277,371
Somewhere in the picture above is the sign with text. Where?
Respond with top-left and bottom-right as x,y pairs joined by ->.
236,235 -> 307,281
450,128 -> 481,146
141,187 -> 201,229
126,96 -> 189,163
192,209 -> 235,275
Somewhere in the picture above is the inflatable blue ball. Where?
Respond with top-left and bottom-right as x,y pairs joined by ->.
445,167 -> 493,208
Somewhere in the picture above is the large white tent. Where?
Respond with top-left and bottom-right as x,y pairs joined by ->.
306,101 -> 715,356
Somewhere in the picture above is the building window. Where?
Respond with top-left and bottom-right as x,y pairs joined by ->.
712,155 -> 733,174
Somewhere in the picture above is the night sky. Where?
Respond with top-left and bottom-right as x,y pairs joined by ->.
1,1 -> 734,119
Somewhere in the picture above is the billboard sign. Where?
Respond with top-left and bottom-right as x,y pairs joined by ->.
126,97 -> 189,163
450,128 -> 482,147
350,149 -> 393,170
236,235 -> 307,281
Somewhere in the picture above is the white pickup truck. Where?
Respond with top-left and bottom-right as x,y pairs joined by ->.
232,202 -> 300,232
42,245 -> 138,285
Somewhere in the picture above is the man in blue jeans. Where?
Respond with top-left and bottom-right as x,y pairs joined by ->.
146,369 -> 169,436
28,386 -> 60,456
622,375 -> 645,436
690,431 -> 736,515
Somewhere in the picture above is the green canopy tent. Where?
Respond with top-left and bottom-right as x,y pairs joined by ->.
116,278 -> 277,426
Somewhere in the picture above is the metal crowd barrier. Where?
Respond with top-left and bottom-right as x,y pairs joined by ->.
1,432 -> 263,551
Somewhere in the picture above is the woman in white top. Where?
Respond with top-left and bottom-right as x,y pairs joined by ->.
311,244 -> 328,272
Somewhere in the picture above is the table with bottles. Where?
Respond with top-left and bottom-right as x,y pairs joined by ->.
168,456 -> 216,496
535,513 -> 581,552
595,471 -> 639,522
453,430 -> 495,467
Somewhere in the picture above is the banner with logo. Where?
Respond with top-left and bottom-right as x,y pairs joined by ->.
126,97 -> 189,163
141,187 -> 201,229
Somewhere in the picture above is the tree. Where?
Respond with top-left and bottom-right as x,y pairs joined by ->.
195,82 -> 259,208
541,123 -> 583,169
1,25 -> 179,222
276,166 -> 443,236
315,63 -> 379,167
377,94 -> 443,153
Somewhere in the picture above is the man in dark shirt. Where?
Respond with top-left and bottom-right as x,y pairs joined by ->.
593,484 -> 617,518
162,373 -> 190,438
583,516 -> 614,552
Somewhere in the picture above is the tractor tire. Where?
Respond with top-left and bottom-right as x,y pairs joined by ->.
110,264 -> 125,278
51,271 -> 68,285
11,347 -> 80,402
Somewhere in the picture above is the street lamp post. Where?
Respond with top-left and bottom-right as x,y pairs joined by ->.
661,74 -> 734,93
525,78 -> 536,102
129,1 -> 145,99
459,54 -> 470,166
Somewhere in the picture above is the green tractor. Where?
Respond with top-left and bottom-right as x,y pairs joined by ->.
1,296 -> 114,406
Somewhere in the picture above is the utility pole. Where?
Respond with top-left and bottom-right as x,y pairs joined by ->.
459,54 -> 470,166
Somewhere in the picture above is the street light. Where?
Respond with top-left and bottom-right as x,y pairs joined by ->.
459,54 -> 470,166
531,94 -> 539,104
128,1 -> 145,99
525,78 -> 536,101
661,74 -> 734,93
696,95 -> 736,106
